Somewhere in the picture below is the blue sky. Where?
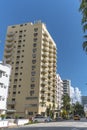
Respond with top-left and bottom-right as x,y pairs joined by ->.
0,0 -> 87,95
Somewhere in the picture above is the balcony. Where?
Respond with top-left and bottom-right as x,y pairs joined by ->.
6,37 -> 14,42
42,56 -> 49,60
41,81 -> 47,86
49,49 -> 53,53
41,63 -> 48,68
4,52 -> 12,58
41,93 -> 47,98
6,58 -> 11,62
7,101 -> 16,105
49,53 -> 53,57
7,32 -> 14,37
42,51 -> 49,56
42,42 -> 49,47
42,36 -> 48,42
7,109 -> 16,113
5,46 -> 13,52
6,42 -> 13,47
53,63 -> 56,67
43,31 -> 48,37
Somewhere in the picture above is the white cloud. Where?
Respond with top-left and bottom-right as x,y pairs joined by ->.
70,86 -> 82,104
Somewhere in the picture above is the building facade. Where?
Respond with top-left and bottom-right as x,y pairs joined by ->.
4,21 -> 57,118
56,74 -> 63,110
81,96 -> 87,106
0,61 -> 11,115
62,79 -> 71,96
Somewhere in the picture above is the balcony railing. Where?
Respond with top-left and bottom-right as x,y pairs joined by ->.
7,32 -> 14,37
6,37 -> 14,42
7,101 -> 16,105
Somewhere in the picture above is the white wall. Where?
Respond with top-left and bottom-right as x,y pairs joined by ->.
0,62 -> 11,113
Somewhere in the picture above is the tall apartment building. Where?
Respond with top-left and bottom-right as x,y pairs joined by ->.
4,21 -> 57,118
0,61 -> 11,115
56,74 -> 63,110
62,80 -> 71,96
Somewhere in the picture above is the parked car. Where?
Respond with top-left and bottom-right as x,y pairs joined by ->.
55,116 -> 63,121
45,117 -> 53,122
73,115 -> 80,120
33,116 -> 47,122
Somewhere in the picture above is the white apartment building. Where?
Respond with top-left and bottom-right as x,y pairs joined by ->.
56,74 -> 63,110
0,61 -> 11,115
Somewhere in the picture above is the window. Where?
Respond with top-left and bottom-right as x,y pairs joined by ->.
22,50 -> 24,52
14,79 -> 17,81
26,97 -> 38,100
15,73 -> 18,76
19,35 -> 22,38
23,39 -> 25,42
20,67 -> 23,69
31,71 -> 36,76
20,72 -> 22,75
16,56 -> 20,59
33,38 -> 37,42
31,77 -> 35,82
20,24 -> 23,27
21,55 -> 24,58
31,84 -> 35,89
32,60 -> 36,64
23,44 -> 25,47
18,40 -> 22,43
19,30 -> 23,33
18,91 -> 20,94
33,43 -> 37,47
12,26 -> 15,28
33,48 -> 37,53
32,54 -> 36,58
16,61 -> 19,64
34,28 -> 38,32
34,33 -> 38,37
0,71 -> 2,77
28,112 -> 33,115
12,98 -> 15,101
11,106 -> 15,109
30,90 -> 34,96
32,65 -> 36,70
17,50 -> 20,53
21,61 -> 24,63
13,85 -> 17,88
19,85 -> 21,87
0,83 -> 3,88
15,67 -> 19,70
18,45 -> 21,48
13,92 -> 16,94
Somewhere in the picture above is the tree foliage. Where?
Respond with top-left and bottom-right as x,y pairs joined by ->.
62,94 -> 71,111
79,0 -> 87,52
73,102 -> 85,116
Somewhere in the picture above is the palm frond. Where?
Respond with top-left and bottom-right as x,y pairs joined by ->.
82,40 -> 87,51
79,0 -> 87,11
83,23 -> 87,32
83,34 -> 87,38
81,17 -> 87,24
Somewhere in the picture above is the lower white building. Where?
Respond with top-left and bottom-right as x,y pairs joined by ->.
0,61 -> 11,115
56,74 -> 63,110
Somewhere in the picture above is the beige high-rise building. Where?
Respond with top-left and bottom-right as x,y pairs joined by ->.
4,21 -> 57,118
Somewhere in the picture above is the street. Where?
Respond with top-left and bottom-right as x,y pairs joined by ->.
5,118 -> 87,130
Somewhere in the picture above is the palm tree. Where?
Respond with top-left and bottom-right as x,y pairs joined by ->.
62,94 -> 71,111
79,0 -> 87,52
